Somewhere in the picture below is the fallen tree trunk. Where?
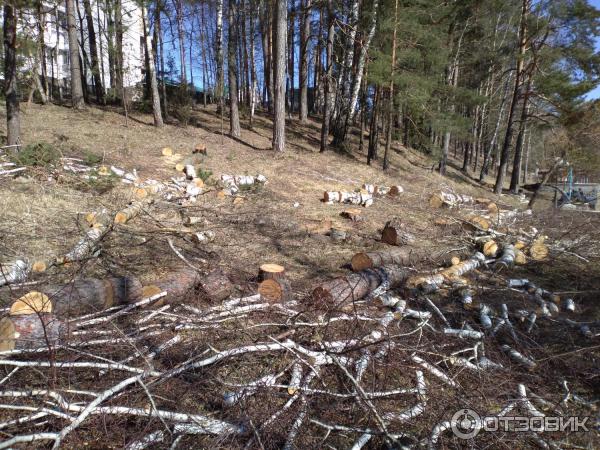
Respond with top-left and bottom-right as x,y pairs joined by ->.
312,265 -> 413,308
381,219 -> 415,246
429,191 -> 476,209
114,200 -> 149,224
323,191 -> 373,207
407,253 -> 485,292
63,226 -> 106,262
0,313 -> 68,352
145,268 -> 233,305
351,247 -> 426,272
8,277 -> 144,316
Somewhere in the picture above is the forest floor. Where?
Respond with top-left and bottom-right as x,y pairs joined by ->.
0,102 -> 599,449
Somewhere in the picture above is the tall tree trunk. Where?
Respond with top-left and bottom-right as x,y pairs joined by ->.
523,128 -> 531,184
141,1 -> 163,127
480,71 -> 512,181
348,0 -> 379,122
509,78 -> 531,193
383,0 -> 398,171
260,1 -> 273,112
3,2 -> 20,145
66,0 -> 85,108
174,0 -> 187,86
312,6 -> 323,114
367,86 -> 380,165
36,1 -> 49,103
82,0 -> 104,103
216,0 -> 225,111
272,0 -> 287,152
494,0 -> 529,195
155,2 -> 168,117
299,0 -> 311,122
331,0 -> 359,148
229,0 -> 241,137
115,0 -> 124,104
248,0 -> 258,126
287,0 -> 295,116
319,0 -> 334,152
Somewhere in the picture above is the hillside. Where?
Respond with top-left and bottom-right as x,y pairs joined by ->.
0,103 -> 599,449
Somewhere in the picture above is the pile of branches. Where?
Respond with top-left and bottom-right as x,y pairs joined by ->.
0,241 -> 598,449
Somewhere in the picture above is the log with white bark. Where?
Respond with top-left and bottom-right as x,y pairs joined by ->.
0,167 -> 26,176
323,191 -> 373,207
381,218 -> 415,246
407,252 -> 485,292
114,200 -> 151,224
63,226 -> 106,262
0,260 -> 30,286
311,265 -> 413,308
184,164 -> 197,180
429,191 -> 475,208
501,344 -> 537,370
0,313 -> 68,352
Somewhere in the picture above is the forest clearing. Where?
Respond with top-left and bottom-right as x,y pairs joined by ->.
2,0 -> 600,447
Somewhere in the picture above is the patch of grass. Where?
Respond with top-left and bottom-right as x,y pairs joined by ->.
197,167 -> 212,183
83,151 -> 103,166
12,142 -> 61,167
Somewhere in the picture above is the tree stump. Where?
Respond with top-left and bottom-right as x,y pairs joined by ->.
0,313 -> 68,352
330,228 -> 347,242
194,144 -> 207,155
258,278 -> 291,303
381,219 -> 415,246
259,264 -> 286,281
161,147 -> 173,156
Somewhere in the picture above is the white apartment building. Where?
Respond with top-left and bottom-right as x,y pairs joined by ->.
3,0 -> 145,97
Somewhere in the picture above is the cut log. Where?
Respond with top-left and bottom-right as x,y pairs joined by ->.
340,209 -> 362,222
192,230 -> 216,244
64,226 -> 106,262
193,143 -> 207,155
482,241 -> 498,258
323,191 -> 373,207
98,165 -> 110,176
10,291 -> 52,315
133,188 -> 148,200
184,165 -> 197,180
258,278 -> 291,303
114,201 -> 147,224
259,264 -> 286,281
351,247 -> 426,272
193,178 -> 205,188
175,163 -> 185,172
149,269 -> 232,305
0,314 -> 68,351
381,219 -> 415,246
467,216 -> 490,231
312,265 -> 413,308
495,245 -> 516,268
184,216 -> 205,226
199,269 -> 233,303
330,228 -> 347,242
429,191 -> 475,209
31,260 -> 47,273
162,147 -> 174,156
407,253 -> 485,292
85,209 -> 110,226
514,249 -> 527,265
0,260 -> 30,286
35,276 -> 143,315
388,185 -> 404,196
528,236 -> 549,261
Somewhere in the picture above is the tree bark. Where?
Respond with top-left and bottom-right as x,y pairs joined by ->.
141,1 -> 163,127
66,0 -> 85,108
174,0 -> 187,86
494,0 -> 529,194
272,0 -> 287,152
3,2 -> 20,145
319,0 -> 334,152
383,0 -> 398,171
299,0 -> 312,122
216,0 -> 225,110
114,0 -> 124,104
228,0 -> 241,137
509,79 -> 531,193
82,0 -> 104,103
